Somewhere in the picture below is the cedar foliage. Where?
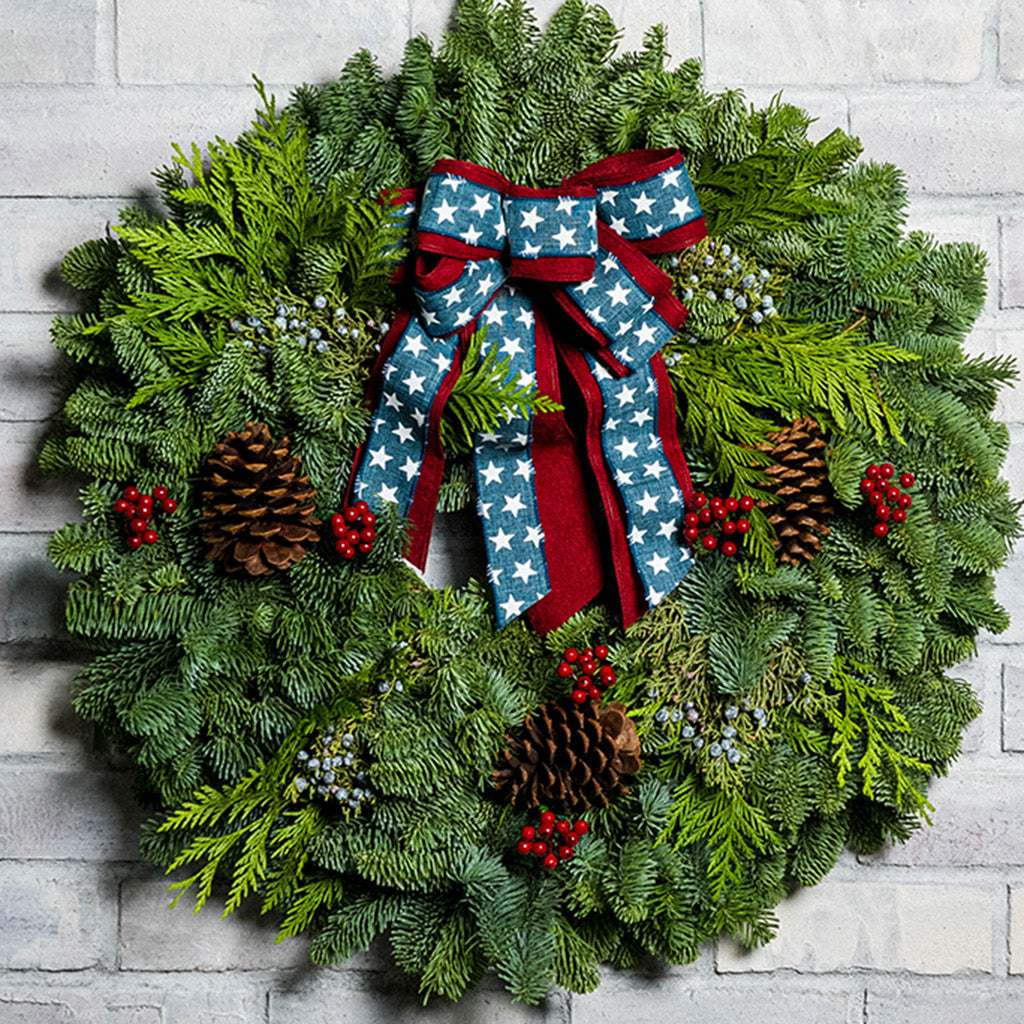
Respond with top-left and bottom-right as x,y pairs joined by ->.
44,0 -> 1018,1005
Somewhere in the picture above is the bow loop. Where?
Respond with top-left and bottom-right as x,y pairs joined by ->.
503,184 -> 597,282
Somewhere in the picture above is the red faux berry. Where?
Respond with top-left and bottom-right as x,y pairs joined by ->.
711,504 -> 727,520
874,522 -> 889,538
876,505 -> 890,521
886,486 -> 901,503
880,463 -> 895,479
684,512 -> 699,527
698,508 -> 713,524
353,500 -> 369,515
521,826 -> 536,841
709,496 -> 724,509
722,520 -> 736,535
114,499 -> 130,514
556,820 -> 571,835
344,529 -> 359,546
361,527 -> 376,543
361,511 -> 376,528
898,494 -> 912,510
153,485 -> 169,501
532,841 -> 548,856
721,540 -> 738,556
866,465 -> 881,481
594,644 -> 609,660
142,530 -> 158,545
599,666 -> 616,684
344,506 -> 359,523
859,478 -> 875,494
558,846 -> 574,860
162,499 -> 177,514
868,489 -> 884,505
892,509 -> 907,523
124,486 -> 140,502
587,684 -> 601,699
543,853 -> 559,870
900,472 -> 915,489
358,542 -> 373,554
564,648 -> 579,663
583,648 -> 593,657
739,495 -> 755,512
336,542 -> 355,559
580,660 -> 597,676
736,519 -> 750,534
126,535 -> 143,550
724,496 -> 739,512
518,840 -> 533,855
330,513 -> 345,530
557,662 -> 573,678
136,506 -> 152,520
130,518 -> 147,533
540,811 -> 556,826
571,689 -> 587,704
137,494 -> 153,508
683,526 -> 700,542
701,535 -> 717,551
564,831 -> 579,846
573,820 -> 589,835
692,492 -> 707,508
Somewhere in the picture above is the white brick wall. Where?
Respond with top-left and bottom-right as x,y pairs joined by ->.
1,1 -> 1021,1019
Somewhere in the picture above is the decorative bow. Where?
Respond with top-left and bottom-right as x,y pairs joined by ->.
352,150 -> 707,632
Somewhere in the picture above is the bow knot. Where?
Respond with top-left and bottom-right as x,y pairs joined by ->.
354,149 -> 707,632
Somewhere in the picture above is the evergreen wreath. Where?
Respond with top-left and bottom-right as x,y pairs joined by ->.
45,0 -> 1021,1003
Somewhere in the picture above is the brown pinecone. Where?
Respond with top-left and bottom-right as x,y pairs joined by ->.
755,417 -> 834,566
492,698 -> 642,812
199,421 -> 320,576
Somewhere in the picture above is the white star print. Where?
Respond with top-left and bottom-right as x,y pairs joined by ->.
444,285 -> 464,307
599,189 -> 619,205
520,207 -> 544,231
643,461 -> 667,480
631,191 -> 655,215
515,308 -> 535,330
441,175 -> 462,192
500,595 -> 525,619
601,254 -> 618,274
494,219 -> 507,240
435,198 -> 459,223
577,278 -> 598,295
487,563 -> 503,584
404,335 -> 426,358
479,431 -> 500,444
421,309 -> 440,328
411,408 -> 426,427
616,383 -> 637,406
556,196 -> 579,215
646,223 -> 664,236
590,305 -> 605,324
501,336 -> 524,357
516,370 -> 535,388
661,167 -> 683,189
646,586 -> 665,605
392,423 -> 414,444
514,457 -> 532,480
646,552 -> 670,575
616,319 -> 634,337
524,524 -> 544,547
405,370 -> 426,394
554,224 -> 578,250
629,524 -> 648,546
606,282 -> 631,306
454,308 -> 474,328
477,498 -> 493,520
634,322 -> 658,347
378,483 -> 399,504
648,432 -> 663,451
605,416 -> 619,431
432,351 -> 452,373
637,490 -> 660,515
384,391 -> 402,412
513,559 -> 538,583
460,225 -> 483,245
492,527 -> 514,551
656,519 -> 677,540
470,192 -> 493,216
670,196 -> 694,220
614,437 -> 638,460
483,305 -> 507,326
609,215 -> 628,234
522,242 -> 542,257
615,468 -> 635,486
481,460 -> 504,485
503,493 -> 526,517
631,408 -> 653,428
368,446 -> 392,470
399,455 -> 421,480
477,274 -> 496,296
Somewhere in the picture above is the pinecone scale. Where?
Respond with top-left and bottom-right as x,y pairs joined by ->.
200,421 -> 320,576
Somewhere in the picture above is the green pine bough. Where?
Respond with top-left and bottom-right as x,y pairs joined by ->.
44,0 -> 1019,1003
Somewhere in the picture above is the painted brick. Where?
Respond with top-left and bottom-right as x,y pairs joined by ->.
0,532 -> 67,643
0,88 -> 258,198
0,661 -> 88,755
119,877 -> 309,971
994,551 -> 1024,646
0,315 -> 63,423
0,994 -> 160,1023
268,971 -> 569,1023
1005,662 -> 1024,752
0,0 -> 96,85
0,767 -> 143,860
1000,215 -> 1024,308
861,772 -> 1024,866
901,204 -> 1000,319
703,0 -> 985,87
866,985 -> 1024,1023
849,96 -> 1024,195
118,0 -> 412,83
1001,0 -> 1024,82
716,880 -> 992,973
0,421 -> 82,534
0,862 -> 110,970
412,0 -> 701,62
1010,884 -> 1024,974
573,974 -> 857,1024
949,646 -> 1001,755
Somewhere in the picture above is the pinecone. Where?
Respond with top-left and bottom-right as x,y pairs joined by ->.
492,698 -> 642,812
199,421 -> 320,576
755,417 -> 834,566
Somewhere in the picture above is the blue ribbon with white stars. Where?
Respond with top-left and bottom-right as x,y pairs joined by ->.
355,150 -> 707,631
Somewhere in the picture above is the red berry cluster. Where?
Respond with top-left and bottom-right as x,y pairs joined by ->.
517,811 -> 589,870
330,501 -> 377,559
557,645 -> 615,705
112,485 -> 177,549
858,463 -> 914,538
682,492 -> 754,556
